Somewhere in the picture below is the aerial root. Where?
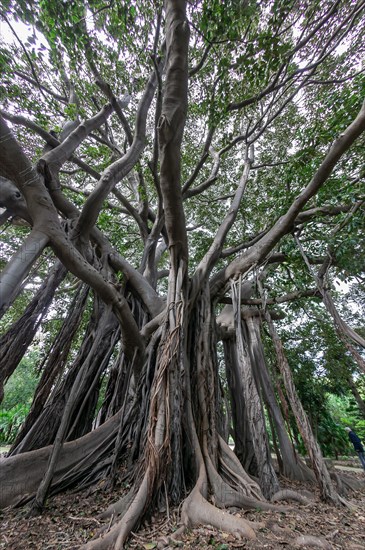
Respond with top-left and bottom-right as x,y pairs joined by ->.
294,534 -> 332,549
271,489 -> 312,505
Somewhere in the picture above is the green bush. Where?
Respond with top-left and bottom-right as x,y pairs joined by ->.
0,350 -> 40,444
0,403 -> 29,443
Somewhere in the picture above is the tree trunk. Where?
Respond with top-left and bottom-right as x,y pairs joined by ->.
0,262 -> 67,402
223,337 -> 259,475
262,305 -> 339,504
10,299 -> 119,454
231,280 -> 279,499
246,315 -> 315,482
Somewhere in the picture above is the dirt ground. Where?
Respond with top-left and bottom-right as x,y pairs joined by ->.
0,466 -> 364,550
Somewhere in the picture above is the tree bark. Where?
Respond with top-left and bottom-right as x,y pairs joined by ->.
0,229 -> 49,319
262,304 -> 339,504
246,315 -> 315,482
231,280 -> 279,498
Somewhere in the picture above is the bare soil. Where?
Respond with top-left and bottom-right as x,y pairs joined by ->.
0,469 -> 364,550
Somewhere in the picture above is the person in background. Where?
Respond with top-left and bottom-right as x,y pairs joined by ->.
345,427 -> 365,471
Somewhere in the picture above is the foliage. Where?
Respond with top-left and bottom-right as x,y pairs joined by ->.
0,350 -> 40,443
0,404 -> 30,443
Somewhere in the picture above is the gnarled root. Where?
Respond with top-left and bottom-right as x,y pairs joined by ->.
271,489 -> 312,505
181,487 -> 257,540
206,452 -> 291,514
81,471 -> 149,550
97,491 -> 135,520
331,471 -> 365,496
218,436 -> 263,500
294,534 -> 332,549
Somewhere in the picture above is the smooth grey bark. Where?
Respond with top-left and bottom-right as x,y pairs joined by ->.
0,229 -> 49,318
0,175 -> 31,222
38,103 -> 113,187
246,315 -> 315,482
260,295 -> 339,504
231,280 -> 279,498
158,0 -> 189,257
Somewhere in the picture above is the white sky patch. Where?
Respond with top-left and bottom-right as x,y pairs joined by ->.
0,17 -> 51,63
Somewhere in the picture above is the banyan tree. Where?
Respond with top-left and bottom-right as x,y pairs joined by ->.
1,1 -> 365,547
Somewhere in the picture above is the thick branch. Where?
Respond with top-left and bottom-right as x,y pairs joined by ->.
158,0 -> 189,258
76,66 -> 159,238
0,229 -> 49,318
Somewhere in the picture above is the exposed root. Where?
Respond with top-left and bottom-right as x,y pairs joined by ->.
338,495 -> 358,510
156,525 -> 187,548
177,385 -> 258,543
218,436 -> 263,500
97,491 -> 135,520
81,472 -> 149,550
284,457 -> 316,483
271,489 -> 312,505
0,410 -> 122,509
330,471 -> 365,496
268,522 -> 293,535
294,534 -> 332,549
206,452 -> 291,513
331,471 -> 345,496
182,488 -> 257,540
296,489 -> 316,500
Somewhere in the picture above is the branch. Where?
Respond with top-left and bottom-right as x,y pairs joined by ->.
76,64 -> 160,239
0,13 -> 48,103
192,148 -> 252,295
0,110 -> 101,181
295,202 -> 363,225
211,98 -> 365,296
219,288 -> 321,305
0,114 -> 144,361
81,21 -> 134,144
189,43 -> 212,77
227,0 -> 344,111
182,127 -> 215,195
13,70 -> 68,103
183,144 -> 221,199
295,234 -> 365,350
38,104 -> 113,187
